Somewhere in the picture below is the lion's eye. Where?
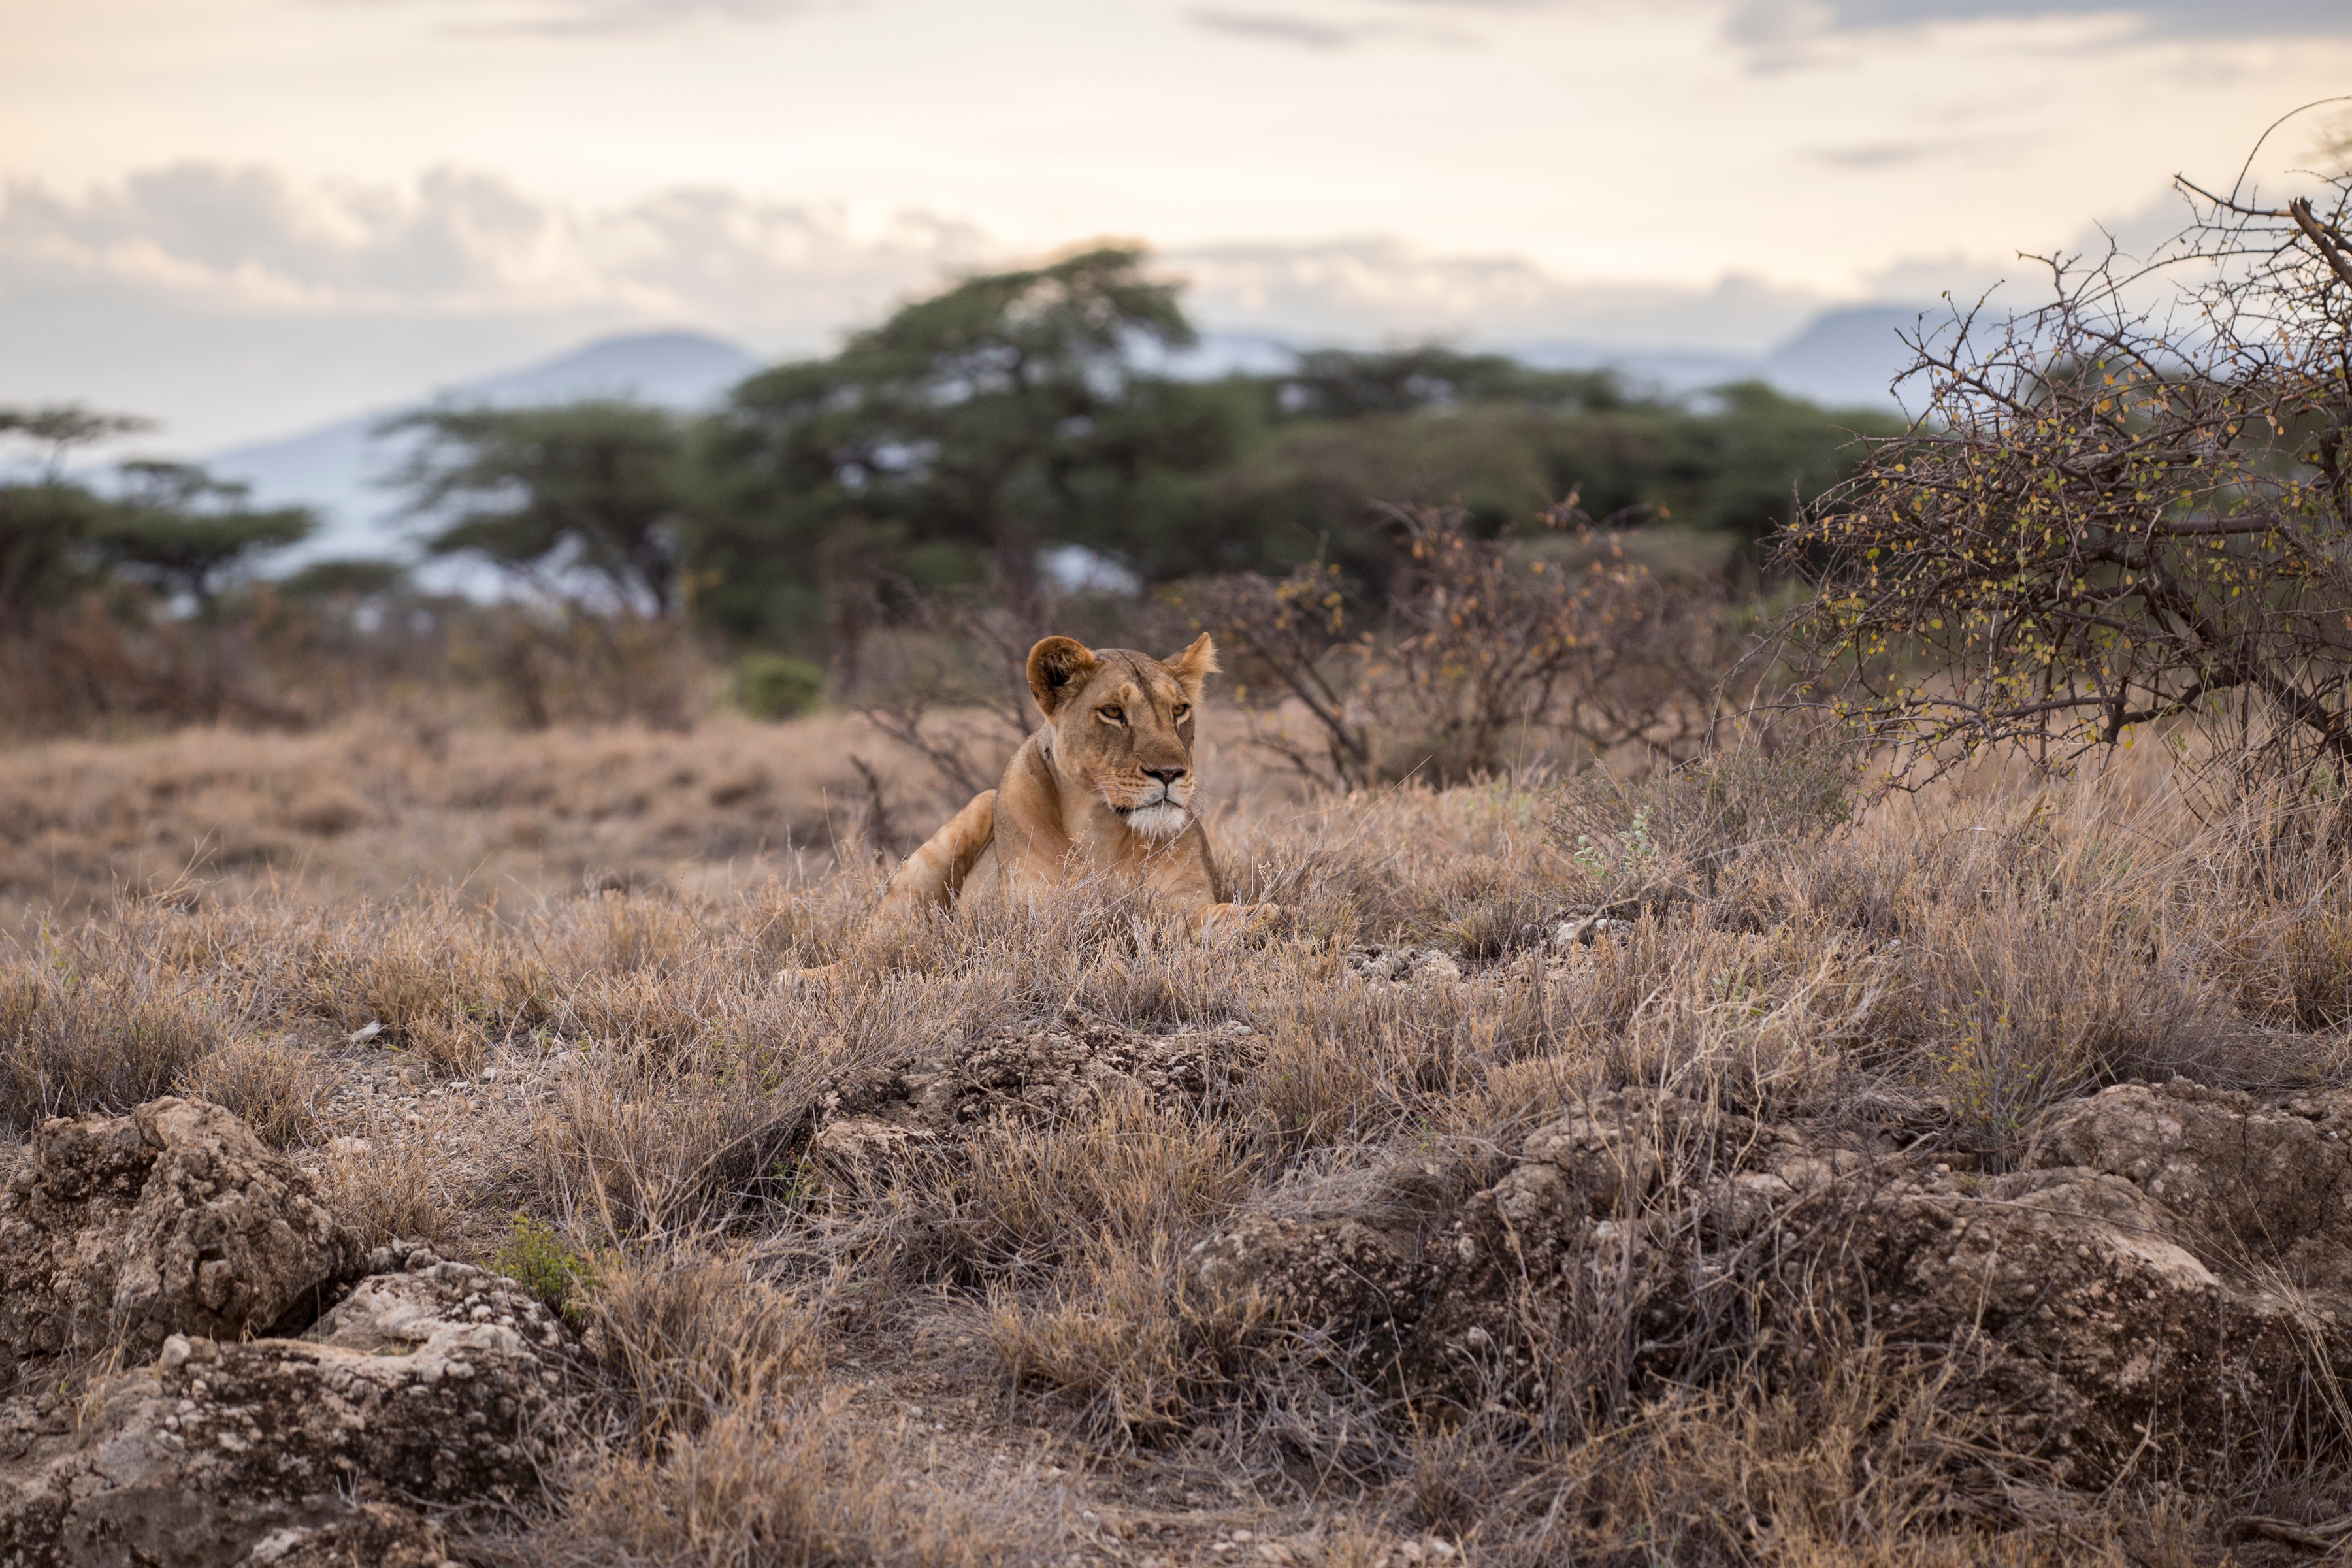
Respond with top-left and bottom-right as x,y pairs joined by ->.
1098,706 -> 1126,724
1172,704 -> 1191,721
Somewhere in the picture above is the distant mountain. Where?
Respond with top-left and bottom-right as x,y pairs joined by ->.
1763,305 -> 1931,410
1509,305 -> 1929,410
1507,340 -> 1765,397
204,310 -> 1925,579
206,331 -> 761,571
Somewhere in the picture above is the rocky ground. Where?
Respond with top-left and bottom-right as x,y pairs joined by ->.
19,742 -> 2352,1564
12,1011 -> 2352,1563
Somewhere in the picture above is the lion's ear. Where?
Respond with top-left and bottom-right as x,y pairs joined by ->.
1162,632 -> 1219,702
1027,636 -> 1100,717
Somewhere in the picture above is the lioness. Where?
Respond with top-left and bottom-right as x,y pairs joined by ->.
872,632 -> 1273,934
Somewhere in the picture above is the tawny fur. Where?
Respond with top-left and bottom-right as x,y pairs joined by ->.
874,633 -> 1275,935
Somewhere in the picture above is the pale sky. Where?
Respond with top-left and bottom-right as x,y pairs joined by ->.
4,0 -> 2350,448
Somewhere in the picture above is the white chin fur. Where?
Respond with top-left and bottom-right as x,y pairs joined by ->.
1124,802 -> 1190,840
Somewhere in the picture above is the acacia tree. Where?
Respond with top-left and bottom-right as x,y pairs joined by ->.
0,405 -> 151,621
1778,161 -> 2352,780
704,245 -> 1233,625
386,400 -> 689,615
94,461 -> 314,613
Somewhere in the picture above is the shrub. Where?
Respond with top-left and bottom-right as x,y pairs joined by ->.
493,1211 -> 599,1322
1191,500 -> 1736,786
736,651 -> 826,721
0,949 -> 227,1131
1554,738 -> 1862,898
180,1034 -> 327,1148
1780,174 -> 2352,787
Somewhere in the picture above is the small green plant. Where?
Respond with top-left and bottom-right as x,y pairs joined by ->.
736,652 -> 826,721
492,1212 -> 597,1323
1572,804 -> 1656,880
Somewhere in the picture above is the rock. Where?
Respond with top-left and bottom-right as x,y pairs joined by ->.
1194,1213 -> 1422,1328
1345,947 -> 1463,985
234,1503 -> 457,1568
0,1251 -> 572,1567
1193,1080 -> 2352,1489
1548,916 -> 1633,950
0,1098 -> 361,1386
2031,1079 -> 2352,1288
817,1005 -> 1253,1139
808,1117 -> 941,1185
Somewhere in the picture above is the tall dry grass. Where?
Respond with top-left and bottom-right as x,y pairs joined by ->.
6,710 -> 2352,1561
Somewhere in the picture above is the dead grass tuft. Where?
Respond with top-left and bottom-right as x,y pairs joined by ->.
0,936 -> 227,1129
179,1034 -> 329,1147
519,1402 -> 1056,1568
580,1246 -> 825,1443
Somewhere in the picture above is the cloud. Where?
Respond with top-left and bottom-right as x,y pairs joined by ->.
1731,0 -> 2352,45
0,163 -> 1887,446
1,163 -> 1831,351
0,163 -> 987,329
1245,0 -> 2352,50
0,164 -> 990,445
1164,235 -> 1821,350
329,0 -> 841,38
1804,140 -> 1944,171
1186,8 -> 1386,48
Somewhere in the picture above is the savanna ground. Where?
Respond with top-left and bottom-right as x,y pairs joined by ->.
10,705 -> 2352,1567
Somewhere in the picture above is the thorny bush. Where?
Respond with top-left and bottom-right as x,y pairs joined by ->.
1781,164 -> 2352,787
1189,499 -> 1738,787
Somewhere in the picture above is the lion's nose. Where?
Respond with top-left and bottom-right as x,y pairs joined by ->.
1143,766 -> 1187,786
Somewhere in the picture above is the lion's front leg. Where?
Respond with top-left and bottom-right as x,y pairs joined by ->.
784,789 -> 1000,984
875,788 -> 997,923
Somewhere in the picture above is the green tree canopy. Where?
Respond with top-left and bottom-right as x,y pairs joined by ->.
1,406 -> 157,621
1274,346 -> 1628,421
385,400 -> 690,615
91,461 -> 315,612
702,244 -> 1241,630
1121,377 -> 1903,591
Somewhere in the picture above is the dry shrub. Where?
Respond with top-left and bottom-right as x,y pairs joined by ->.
179,1034 -> 329,1147
505,1224 -> 1040,1568
979,1238 -> 1275,1445
1194,500 -> 1735,787
316,1134 -> 465,1249
0,943 -> 225,1130
25,711 -> 2352,1558
284,784 -> 370,837
523,1403 -> 1053,1568
0,709 -> 897,923
295,898 -> 551,1066
525,1045 -> 807,1241
1450,1346 -> 2121,1567
919,1086 -> 1252,1281
454,608 -> 705,732
579,1247 -> 824,1445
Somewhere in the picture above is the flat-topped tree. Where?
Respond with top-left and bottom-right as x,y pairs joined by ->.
709,244 -> 1236,620
0,404 -> 154,619
384,400 -> 689,617
93,461 -> 315,613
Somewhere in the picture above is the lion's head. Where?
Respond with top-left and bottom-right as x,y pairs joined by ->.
1026,632 -> 1218,841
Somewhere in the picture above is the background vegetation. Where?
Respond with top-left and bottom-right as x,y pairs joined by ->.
0,244 -> 1895,746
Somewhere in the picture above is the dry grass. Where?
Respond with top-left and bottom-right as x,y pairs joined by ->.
8,706 -> 2352,1563
0,711 -> 941,924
